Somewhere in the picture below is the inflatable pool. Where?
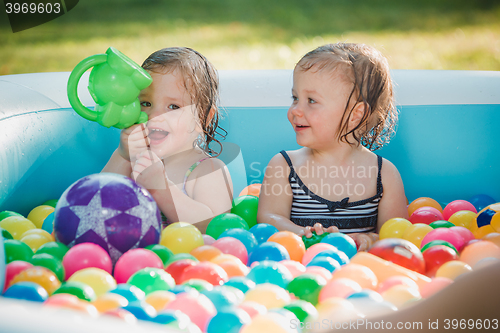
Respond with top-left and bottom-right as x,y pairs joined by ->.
1,69 -> 500,332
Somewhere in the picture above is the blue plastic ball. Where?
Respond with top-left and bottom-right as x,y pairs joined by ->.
224,276 -> 256,293
306,256 -> 340,273
122,300 -> 157,321
249,223 -> 279,244
150,309 -> 191,327
246,260 -> 293,288
347,289 -> 384,302
313,248 -> 349,266
219,228 -> 259,254
41,212 -> 55,234
201,286 -> 239,311
247,242 -> 290,265
169,285 -> 199,295
109,284 -> 145,302
321,233 -> 357,258
468,194 -> 497,212
3,282 -> 48,302
206,308 -> 251,333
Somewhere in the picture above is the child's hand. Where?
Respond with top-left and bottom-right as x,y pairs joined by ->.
118,124 -> 149,162
348,232 -> 379,252
300,223 -> 339,238
132,150 -> 168,190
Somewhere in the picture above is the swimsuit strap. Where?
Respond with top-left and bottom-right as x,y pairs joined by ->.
279,150 -> 294,168
182,157 -> 210,195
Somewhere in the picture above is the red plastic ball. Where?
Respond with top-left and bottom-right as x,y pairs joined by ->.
179,262 -> 228,286
368,238 -> 425,274
422,245 -> 459,277
409,207 -> 444,225
165,259 -> 198,284
62,242 -> 112,280
443,200 -> 477,221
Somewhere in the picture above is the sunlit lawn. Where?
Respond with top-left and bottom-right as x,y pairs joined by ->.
1,0 -> 499,74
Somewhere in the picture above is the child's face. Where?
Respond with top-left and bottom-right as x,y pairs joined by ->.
139,69 -> 202,159
288,67 -> 354,150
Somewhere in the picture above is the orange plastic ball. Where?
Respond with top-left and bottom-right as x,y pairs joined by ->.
239,184 -> 262,198
268,231 -> 305,262
408,197 -> 443,216
190,245 -> 223,262
330,263 -> 378,290
459,240 -> 500,267
10,266 -> 61,295
435,260 -> 472,280
92,293 -> 129,313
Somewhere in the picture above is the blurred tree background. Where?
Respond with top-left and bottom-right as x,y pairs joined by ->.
1,0 -> 499,74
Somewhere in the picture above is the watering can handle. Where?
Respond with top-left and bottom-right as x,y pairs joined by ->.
67,54 -> 108,122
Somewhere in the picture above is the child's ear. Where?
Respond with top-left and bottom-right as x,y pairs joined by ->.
349,102 -> 368,129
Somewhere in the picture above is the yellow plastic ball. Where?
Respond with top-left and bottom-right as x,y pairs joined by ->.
379,218 -> 412,239
381,284 -> 421,309
21,228 -> 54,242
160,222 -> 204,254
92,293 -> 129,313
20,233 -> 52,253
469,204 -> 500,238
27,205 -> 55,229
408,197 -> 443,216
448,210 -> 476,229
244,283 -> 291,309
145,290 -> 177,311
0,216 -> 36,240
68,267 -> 117,297
435,260 -> 472,280
402,223 -> 434,248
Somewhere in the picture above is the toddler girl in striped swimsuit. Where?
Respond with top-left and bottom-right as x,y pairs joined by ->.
257,43 -> 408,250
102,47 -> 233,233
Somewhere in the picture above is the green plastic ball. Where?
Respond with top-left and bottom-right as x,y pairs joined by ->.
286,273 -> 327,305
53,281 -> 96,302
4,239 -> 34,263
127,267 -> 175,295
145,244 -> 174,267
206,213 -> 249,239
36,242 -> 69,261
30,253 -> 65,282
231,195 -> 259,228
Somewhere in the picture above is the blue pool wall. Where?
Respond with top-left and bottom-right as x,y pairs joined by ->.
0,70 -> 499,216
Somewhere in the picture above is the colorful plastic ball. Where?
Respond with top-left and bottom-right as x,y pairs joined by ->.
225,276 -> 256,294
42,199 -> 58,208
320,233 -> 357,259
420,239 -> 458,253
206,213 -> 249,240
377,275 -> 419,294
421,228 -> 465,252
160,222 -> 204,254
482,233 -> 500,247
314,297 -> 362,326
442,200 -> 477,221
470,203 -> 500,238
30,253 -> 64,282
247,260 -> 293,288
216,257 -> 250,278
206,308 -> 252,333
114,248 -> 163,284
169,284 -> 198,295
380,284 -> 421,309
268,231 -> 306,262
36,241 -> 69,261
379,218 -> 412,240
449,226 -> 475,245
165,253 -> 199,266
408,197 -> 443,216
44,293 -> 99,316
248,242 -> 290,265
143,290 -> 177,311
313,248 -> 349,266
241,312 -> 299,333
201,286 -> 240,311
286,273 -> 326,305
468,194 -> 496,212
283,300 -> 318,323
280,260 -> 306,278
190,245 -> 223,262
53,281 -> 97,302
182,278 -> 214,292
402,223 -> 434,248
0,216 -> 36,240
109,284 -> 146,302
435,260 -> 472,280
145,244 -> 173,267
27,205 -> 55,229
419,276 -> 454,298
164,292 -> 217,330
202,234 -> 216,245
180,261 -> 229,286
212,237 -> 248,265
238,301 -> 267,318
331,263 -> 378,290
1,227 -> 13,239
448,210 -> 476,229
151,309 -> 191,327
244,283 -> 291,309
4,281 -> 49,302
319,278 -> 362,301
53,173 -> 162,264
459,240 -> 500,267
302,243 -> 338,266
20,233 -> 52,253
368,238 -> 425,274
422,245 -> 459,277
305,266 -> 333,281
231,195 -> 259,228
249,223 -> 279,244
4,261 -> 33,292
306,256 -> 341,273
239,184 -> 262,198
68,267 -> 117,297
127,267 -> 175,295
92,292 -> 129,313
429,220 -> 455,229
0,210 -> 23,222
122,300 -> 157,321
62,242 -> 112,280
409,207 -> 444,225
219,228 -> 259,255
165,259 -> 198,284
4,239 -> 34,263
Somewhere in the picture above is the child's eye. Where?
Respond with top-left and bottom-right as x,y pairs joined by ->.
308,98 -> 316,104
140,101 -> 151,107
291,95 -> 298,102
168,104 -> 180,110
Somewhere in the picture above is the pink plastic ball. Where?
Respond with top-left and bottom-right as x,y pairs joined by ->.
305,266 -> 333,281
377,275 -> 419,294
180,262 -> 228,286
302,243 -> 338,266
421,228 -> 465,252
279,260 -> 306,278
212,237 -> 248,265
239,301 -> 268,318
4,261 -> 34,292
62,242 -> 112,280
114,248 -> 163,284
449,226 -> 475,248
319,278 -> 362,301
164,292 -> 216,330
409,207 -> 444,225
443,200 -> 477,221
419,277 -> 454,298
202,234 -> 216,245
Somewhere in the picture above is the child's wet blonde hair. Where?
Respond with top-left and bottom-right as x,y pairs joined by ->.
296,43 -> 398,151
141,47 -> 225,156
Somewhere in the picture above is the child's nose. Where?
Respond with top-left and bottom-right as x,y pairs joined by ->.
147,105 -> 164,121
290,103 -> 304,117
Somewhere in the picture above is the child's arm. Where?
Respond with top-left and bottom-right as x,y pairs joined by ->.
377,158 -> 409,230
257,153 -> 305,234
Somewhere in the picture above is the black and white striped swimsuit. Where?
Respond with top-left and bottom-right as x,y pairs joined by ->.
280,150 -> 383,233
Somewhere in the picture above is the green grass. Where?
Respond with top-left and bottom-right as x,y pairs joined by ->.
1,0 -> 499,74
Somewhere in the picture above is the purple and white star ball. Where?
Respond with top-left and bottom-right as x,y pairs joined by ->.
53,173 -> 162,264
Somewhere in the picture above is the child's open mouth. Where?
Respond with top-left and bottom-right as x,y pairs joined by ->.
295,124 -> 309,131
148,128 -> 169,143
